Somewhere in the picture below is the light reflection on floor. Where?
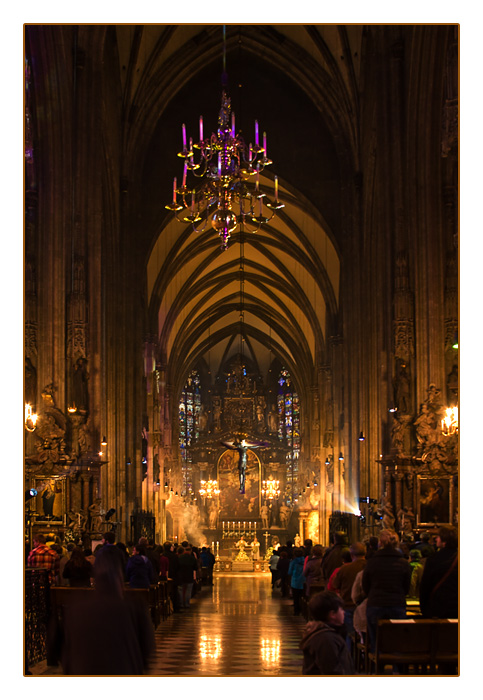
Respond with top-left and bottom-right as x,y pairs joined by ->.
148,572 -> 306,676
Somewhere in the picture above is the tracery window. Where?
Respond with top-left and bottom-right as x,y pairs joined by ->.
179,370 -> 201,496
277,369 -> 300,504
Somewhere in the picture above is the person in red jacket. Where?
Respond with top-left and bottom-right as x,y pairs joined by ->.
27,533 -> 60,585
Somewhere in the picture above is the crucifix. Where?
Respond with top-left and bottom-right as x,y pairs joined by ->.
220,436 -> 269,494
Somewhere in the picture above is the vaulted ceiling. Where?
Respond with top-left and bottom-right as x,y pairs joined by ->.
114,25 -> 364,399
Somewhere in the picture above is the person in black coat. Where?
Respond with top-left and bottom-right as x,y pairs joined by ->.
321,531 -> 349,582
419,525 -> 458,619
50,544 -> 155,674
362,529 -> 411,651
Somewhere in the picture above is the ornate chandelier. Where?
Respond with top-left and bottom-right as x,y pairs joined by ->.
166,30 -> 284,250
199,478 -> 220,499
441,406 -> 458,436
261,476 -> 280,500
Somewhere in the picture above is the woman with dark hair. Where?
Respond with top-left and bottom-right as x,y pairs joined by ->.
62,546 -> 93,587
288,547 -> 306,616
419,525 -> 458,619
52,544 -> 156,674
303,544 -> 325,599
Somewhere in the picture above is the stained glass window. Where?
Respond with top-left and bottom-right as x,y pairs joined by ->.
278,369 -> 300,505
179,370 -> 201,496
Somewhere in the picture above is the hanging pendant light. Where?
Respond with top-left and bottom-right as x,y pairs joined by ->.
165,26 -> 284,250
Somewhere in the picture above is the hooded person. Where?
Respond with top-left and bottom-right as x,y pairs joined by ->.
300,591 -> 356,675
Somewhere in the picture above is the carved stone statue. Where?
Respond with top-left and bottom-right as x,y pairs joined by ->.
198,408 -> 208,432
261,504 -> 270,529
394,360 -> 411,414
391,412 -> 412,456
72,357 -> 89,413
208,500 -> 218,529
88,499 -> 104,533
279,504 -> 291,528
378,496 -> 395,530
398,506 -> 415,538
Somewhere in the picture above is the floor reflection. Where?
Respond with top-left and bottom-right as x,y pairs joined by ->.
149,572 -> 306,676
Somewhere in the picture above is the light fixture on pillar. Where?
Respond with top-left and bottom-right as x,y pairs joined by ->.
101,436 -> 107,446
358,432 -> 365,441
338,452 -> 344,461
25,403 -> 38,432
441,407 -> 458,436
199,478 -> 220,499
165,25 -> 284,250
261,476 -> 280,500
452,331 -> 458,349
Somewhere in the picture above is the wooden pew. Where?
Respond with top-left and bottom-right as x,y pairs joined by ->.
50,585 -> 160,629
368,618 -> 458,675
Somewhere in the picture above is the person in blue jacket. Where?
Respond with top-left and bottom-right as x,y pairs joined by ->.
288,547 -> 306,615
126,543 -> 156,588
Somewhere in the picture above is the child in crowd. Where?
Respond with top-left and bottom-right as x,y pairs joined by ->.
300,591 -> 356,675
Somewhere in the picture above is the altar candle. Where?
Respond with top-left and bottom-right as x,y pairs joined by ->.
263,132 -> 267,157
218,153 -> 222,176
231,111 -> 235,138
199,115 -> 203,142
274,175 -> 279,201
256,163 -> 260,191
172,177 -> 177,203
182,123 -> 186,150
182,161 -> 187,188
191,191 -> 195,213
212,541 -> 214,550
255,120 -> 259,147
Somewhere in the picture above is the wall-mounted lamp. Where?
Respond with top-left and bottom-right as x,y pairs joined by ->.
388,406 -> 398,413
101,436 -> 107,446
358,432 -> 365,441
338,452 -> 344,461
25,403 -> 38,432
441,406 -> 458,436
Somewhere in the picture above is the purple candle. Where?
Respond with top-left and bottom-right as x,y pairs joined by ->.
182,123 -> 186,150
255,120 -> 259,146
199,116 -> 203,142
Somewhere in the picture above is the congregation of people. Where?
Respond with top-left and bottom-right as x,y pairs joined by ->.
26,531 -> 217,674
26,524 -> 457,676
268,525 -> 458,675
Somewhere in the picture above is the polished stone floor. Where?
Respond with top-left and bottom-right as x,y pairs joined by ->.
147,573 -> 306,676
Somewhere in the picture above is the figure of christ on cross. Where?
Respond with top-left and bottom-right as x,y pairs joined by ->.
220,436 -> 270,494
